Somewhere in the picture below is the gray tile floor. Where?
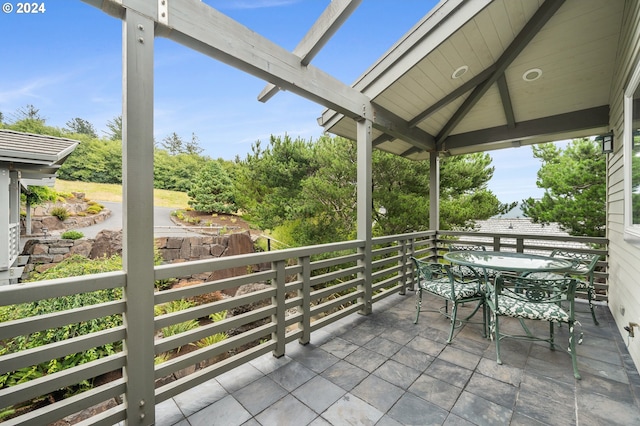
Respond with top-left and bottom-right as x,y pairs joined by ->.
155,293 -> 640,425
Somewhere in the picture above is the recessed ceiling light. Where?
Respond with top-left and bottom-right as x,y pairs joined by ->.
452,65 -> 469,79
522,68 -> 542,82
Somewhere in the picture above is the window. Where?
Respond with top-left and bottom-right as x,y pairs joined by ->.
624,57 -> 640,241
632,95 -> 640,225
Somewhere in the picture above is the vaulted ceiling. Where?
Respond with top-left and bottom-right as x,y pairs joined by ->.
319,0 -> 625,159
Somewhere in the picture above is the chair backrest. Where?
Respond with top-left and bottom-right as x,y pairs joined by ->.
411,256 -> 449,281
549,249 -> 599,276
489,273 -> 577,309
448,244 -> 486,252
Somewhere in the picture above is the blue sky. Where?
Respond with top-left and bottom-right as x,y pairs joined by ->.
0,0 -> 549,206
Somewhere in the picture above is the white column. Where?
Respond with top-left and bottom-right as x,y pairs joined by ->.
122,10 -> 155,425
0,168 -> 9,273
357,119 -> 373,315
429,152 -> 440,230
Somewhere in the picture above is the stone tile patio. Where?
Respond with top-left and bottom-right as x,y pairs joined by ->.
153,293 -> 640,425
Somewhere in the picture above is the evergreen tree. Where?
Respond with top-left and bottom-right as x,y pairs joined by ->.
65,117 -> 98,138
104,116 -> 122,141
521,138 -> 605,237
187,161 -> 237,214
161,132 -> 184,155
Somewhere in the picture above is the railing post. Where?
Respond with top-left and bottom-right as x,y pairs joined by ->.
122,10 -> 155,425
272,260 -> 286,357
298,256 -> 311,345
399,238 -> 407,295
407,237 -> 417,291
432,232 -> 440,261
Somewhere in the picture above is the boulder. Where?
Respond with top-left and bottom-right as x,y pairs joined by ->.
227,282 -> 272,336
89,230 -> 122,259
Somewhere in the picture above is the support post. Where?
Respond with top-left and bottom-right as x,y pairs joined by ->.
357,119 -> 373,315
9,171 -> 19,225
429,151 -> 439,231
122,10 -> 155,425
25,199 -> 32,235
0,169 -> 9,275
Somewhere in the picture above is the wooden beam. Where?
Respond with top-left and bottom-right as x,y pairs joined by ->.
82,0 -> 434,151
496,73 -> 516,129
408,65 -> 495,128
443,106 -> 609,150
435,0 -> 566,148
258,0 -> 362,103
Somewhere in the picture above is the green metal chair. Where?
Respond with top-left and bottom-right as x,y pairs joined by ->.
411,256 -> 485,343
486,273 -> 582,380
448,244 -> 495,281
525,249 -> 600,325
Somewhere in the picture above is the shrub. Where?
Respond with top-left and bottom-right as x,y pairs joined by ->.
27,254 -> 122,281
153,247 -> 176,291
86,204 -> 104,214
197,311 -> 228,348
61,230 -> 84,240
50,206 -> 69,221
24,186 -> 58,206
156,300 -> 199,352
1,255 -> 124,393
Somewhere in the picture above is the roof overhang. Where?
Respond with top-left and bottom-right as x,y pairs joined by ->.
0,129 -> 79,182
319,0 -> 624,159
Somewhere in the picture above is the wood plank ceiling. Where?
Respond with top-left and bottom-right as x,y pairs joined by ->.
319,0 -> 625,159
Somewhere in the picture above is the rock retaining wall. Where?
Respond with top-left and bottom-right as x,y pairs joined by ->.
20,230 -> 258,284
20,193 -> 111,236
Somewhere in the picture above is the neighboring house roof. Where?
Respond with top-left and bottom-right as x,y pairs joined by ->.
465,218 -> 588,251
475,218 -> 568,236
0,129 -> 79,181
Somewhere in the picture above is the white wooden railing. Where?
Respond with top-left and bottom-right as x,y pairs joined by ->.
8,224 -> 19,268
0,230 -> 606,424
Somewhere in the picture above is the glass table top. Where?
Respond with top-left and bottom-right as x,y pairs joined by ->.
444,250 -> 573,272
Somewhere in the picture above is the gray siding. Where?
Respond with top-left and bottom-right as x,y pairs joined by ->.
607,0 -> 640,371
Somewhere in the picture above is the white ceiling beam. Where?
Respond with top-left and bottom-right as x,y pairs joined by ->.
258,0 -> 362,103
443,106 -> 609,150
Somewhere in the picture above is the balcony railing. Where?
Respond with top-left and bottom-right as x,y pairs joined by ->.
8,224 -> 18,269
0,230 -> 607,425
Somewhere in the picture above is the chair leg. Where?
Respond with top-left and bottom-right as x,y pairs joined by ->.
493,313 -> 502,365
447,302 -> 458,343
414,289 -> 422,324
588,287 -> 599,326
569,321 -> 582,380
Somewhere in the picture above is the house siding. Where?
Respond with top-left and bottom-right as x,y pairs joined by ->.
607,0 -> 640,370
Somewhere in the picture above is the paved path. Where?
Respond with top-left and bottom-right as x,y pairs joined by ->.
64,201 -> 203,239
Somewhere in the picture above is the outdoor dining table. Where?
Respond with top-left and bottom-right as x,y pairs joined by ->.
443,250 -> 575,336
443,250 -> 574,282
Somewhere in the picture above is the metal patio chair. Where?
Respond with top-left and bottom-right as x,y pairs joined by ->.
525,249 -> 600,325
486,273 -> 582,379
411,256 -> 486,343
448,243 -> 495,281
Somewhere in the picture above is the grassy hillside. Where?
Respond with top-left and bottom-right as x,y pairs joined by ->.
54,180 -> 190,209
